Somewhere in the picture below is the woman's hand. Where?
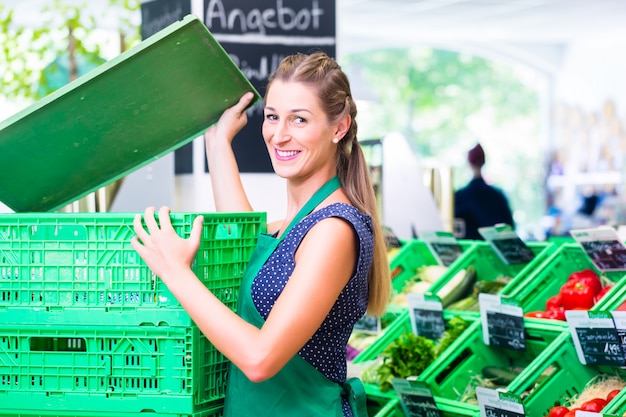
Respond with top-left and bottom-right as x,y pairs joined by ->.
205,92 -> 255,145
131,206 -> 204,283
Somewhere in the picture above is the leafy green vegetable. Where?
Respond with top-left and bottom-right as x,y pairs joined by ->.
375,332 -> 435,392
435,316 -> 470,357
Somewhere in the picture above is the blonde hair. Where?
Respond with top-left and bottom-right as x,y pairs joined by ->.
267,52 -> 391,316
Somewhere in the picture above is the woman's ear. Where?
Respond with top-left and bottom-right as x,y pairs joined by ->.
333,114 -> 351,141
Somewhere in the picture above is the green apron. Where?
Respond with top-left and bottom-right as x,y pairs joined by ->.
223,176 -> 368,417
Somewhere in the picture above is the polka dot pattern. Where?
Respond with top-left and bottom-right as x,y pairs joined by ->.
251,202 -> 374,417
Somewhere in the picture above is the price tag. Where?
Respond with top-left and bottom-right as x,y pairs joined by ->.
479,293 -> 525,351
420,231 -> 464,266
353,314 -> 381,334
478,224 -> 535,265
575,412 -> 619,417
610,311 -> 626,363
476,387 -> 525,417
392,378 -> 442,417
407,293 -> 445,340
570,227 -> 626,271
566,310 -> 625,366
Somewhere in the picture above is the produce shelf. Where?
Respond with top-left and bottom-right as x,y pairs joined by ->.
417,318 -> 567,415
425,241 -> 557,313
507,331 -> 626,416
510,243 -> 626,314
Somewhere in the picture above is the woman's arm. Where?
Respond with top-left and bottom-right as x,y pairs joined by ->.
131,206 -> 357,382
205,92 -> 256,212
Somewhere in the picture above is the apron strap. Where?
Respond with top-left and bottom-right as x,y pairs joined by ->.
279,176 -> 341,240
343,377 -> 368,417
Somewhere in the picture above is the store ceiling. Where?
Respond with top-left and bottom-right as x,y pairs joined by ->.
5,0 -> 626,74
337,0 -> 626,49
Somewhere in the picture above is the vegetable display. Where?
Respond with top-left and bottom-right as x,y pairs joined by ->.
360,316 -> 471,392
544,374 -> 625,417
524,268 -> 615,320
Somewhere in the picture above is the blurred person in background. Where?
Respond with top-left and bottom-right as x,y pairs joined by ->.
454,143 -> 515,240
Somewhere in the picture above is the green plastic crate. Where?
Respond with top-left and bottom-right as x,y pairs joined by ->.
366,385 -> 480,417
418,318 -> 567,415
0,212 -> 265,326
507,331 -> 626,416
426,241 -> 556,312
352,309 -> 479,364
511,243 -> 626,314
0,324 -> 228,414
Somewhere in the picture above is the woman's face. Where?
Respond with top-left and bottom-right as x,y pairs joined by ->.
262,80 -> 343,181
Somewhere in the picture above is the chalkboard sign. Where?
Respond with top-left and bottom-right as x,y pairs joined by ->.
574,327 -> 624,365
408,293 -> 445,340
353,314 -> 381,334
567,310 -> 625,366
476,387 -> 525,417
429,242 -> 464,266
203,0 -> 336,173
486,311 -> 525,351
393,378 -> 442,417
480,294 -> 525,351
420,231 -> 464,266
479,226 -> 535,265
413,308 -> 445,340
571,227 -> 626,271
140,0 -> 194,174
611,311 -> 626,364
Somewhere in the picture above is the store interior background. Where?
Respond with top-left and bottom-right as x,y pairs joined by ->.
1,0 -> 626,242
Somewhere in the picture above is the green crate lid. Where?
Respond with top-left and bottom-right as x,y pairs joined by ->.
0,14 -> 260,212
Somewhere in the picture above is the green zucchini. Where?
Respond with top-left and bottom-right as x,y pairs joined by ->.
437,266 -> 477,307
481,366 -> 521,386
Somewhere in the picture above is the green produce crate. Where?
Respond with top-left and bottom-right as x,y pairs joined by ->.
0,212 -> 265,326
510,243 -> 626,314
366,385 -> 480,417
352,310 -> 479,364
418,318 -> 567,415
507,331 -> 626,416
0,324 -> 228,415
426,241 -> 556,312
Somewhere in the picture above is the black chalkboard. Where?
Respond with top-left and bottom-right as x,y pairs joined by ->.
575,326 -> 625,366
579,240 -> 626,271
353,314 -> 380,334
486,311 -> 526,351
399,393 -> 442,417
203,0 -> 336,173
484,405 -> 524,417
413,308 -> 445,340
490,237 -> 535,265
429,242 -> 463,266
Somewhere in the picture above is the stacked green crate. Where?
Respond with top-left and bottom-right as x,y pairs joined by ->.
0,212 -> 265,416
417,318 -> 566,416
509,243 -> 626,314
426,241 -> 557,313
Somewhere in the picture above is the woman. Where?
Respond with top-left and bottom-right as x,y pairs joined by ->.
131,52 -> 390,416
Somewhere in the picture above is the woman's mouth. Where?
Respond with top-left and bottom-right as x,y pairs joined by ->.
275,149 -> 300,161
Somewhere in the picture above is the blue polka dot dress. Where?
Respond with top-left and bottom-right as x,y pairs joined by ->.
251,202 -> 374,417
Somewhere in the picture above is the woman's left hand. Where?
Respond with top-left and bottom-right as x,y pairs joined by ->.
131,206 -> 204,282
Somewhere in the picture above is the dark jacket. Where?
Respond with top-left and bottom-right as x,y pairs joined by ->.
454,177 -> 514,240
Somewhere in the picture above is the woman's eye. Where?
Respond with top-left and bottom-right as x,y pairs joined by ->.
265,114 -> 278,121
293,116 -> 306,124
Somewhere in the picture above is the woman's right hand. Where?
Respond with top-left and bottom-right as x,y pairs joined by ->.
205,92 -> 256,145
